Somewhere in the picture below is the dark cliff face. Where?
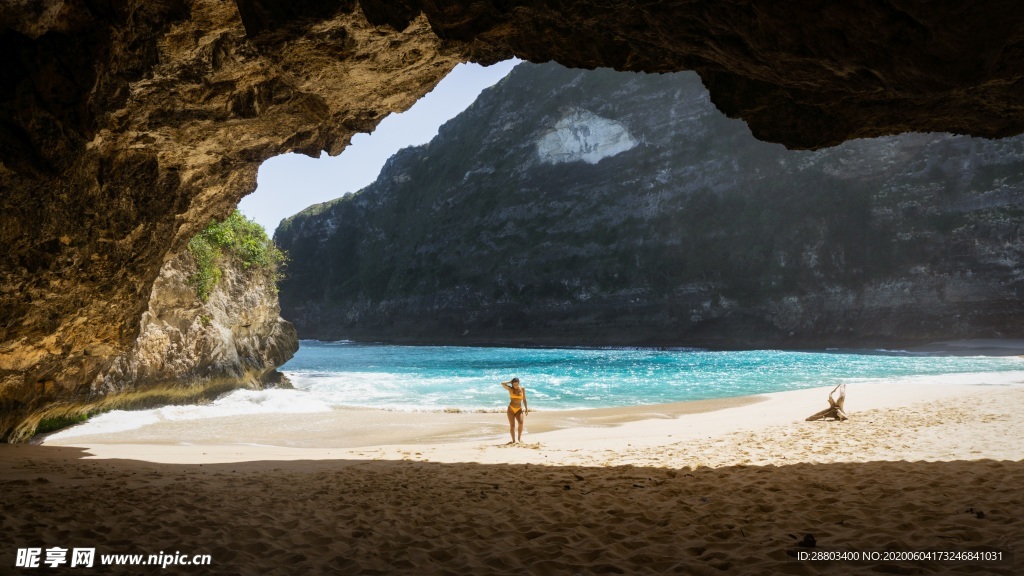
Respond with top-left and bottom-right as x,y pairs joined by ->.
276,63 -> 1024,349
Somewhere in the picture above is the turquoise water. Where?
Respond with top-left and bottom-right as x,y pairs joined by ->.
46,340 -> 1024,439
282,341 -> 1024,411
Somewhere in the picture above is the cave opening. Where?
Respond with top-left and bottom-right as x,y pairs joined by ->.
4,4 -> 1024,573
238,60 -> 518,236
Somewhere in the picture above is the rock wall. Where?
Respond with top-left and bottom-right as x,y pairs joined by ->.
96,248 -> 297,397
275,63 -> 1024,349
0,0 -> 459,440
4,1 -> 1024,438
5,244 -> 297,442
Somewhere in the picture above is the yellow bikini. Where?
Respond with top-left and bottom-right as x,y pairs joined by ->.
508,389 -> 524,413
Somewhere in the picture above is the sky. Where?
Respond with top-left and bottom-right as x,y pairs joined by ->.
238,59 -> 520,235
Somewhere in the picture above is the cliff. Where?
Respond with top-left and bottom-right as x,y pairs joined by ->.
5,0 -> 1024,439
7,213 -> 297,442
276,63 -> 1024,349
99,248 -> 296,393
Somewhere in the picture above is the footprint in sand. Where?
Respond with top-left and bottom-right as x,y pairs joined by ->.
495,442 -> 541,449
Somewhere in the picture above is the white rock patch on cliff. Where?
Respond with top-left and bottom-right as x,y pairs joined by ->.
536,109 -> 638,164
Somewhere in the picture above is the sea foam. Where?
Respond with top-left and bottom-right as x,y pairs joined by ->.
46,388 -> 333,440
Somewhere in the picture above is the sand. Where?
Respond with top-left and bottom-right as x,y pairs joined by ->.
3,377 -> 1023,574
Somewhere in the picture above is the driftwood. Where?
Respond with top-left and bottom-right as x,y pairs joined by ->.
805,383 -> 848,421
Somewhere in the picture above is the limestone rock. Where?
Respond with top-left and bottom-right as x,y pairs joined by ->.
536,110 -> 637,165
95,248 -> 298,399
0,0 -> 457,440
2,242 -> 297,441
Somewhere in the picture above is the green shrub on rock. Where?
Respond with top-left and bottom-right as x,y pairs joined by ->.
187,211 -> 285,302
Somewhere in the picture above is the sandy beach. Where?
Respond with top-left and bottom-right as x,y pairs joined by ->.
3,377 -> 1022,574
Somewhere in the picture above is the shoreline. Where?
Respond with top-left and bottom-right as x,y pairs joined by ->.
40,372 -> 1024,464
23,338 -> 1024,448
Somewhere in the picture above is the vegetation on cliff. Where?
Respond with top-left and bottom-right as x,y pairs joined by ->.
188,211 -> 286,302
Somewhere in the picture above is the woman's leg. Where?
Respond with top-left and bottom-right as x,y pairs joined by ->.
506,407 -> 516,444
515,410 -> 525,442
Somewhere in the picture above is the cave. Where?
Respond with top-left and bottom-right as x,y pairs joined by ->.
3,0 -> 1024,440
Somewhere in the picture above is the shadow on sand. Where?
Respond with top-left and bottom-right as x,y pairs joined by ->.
1,446 -> 1019,575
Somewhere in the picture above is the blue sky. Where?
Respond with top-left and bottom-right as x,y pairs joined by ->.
238,59 -> 519,235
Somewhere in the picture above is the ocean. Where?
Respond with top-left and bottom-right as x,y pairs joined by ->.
46,340 -> 1024,440
283,341 -> 1024,411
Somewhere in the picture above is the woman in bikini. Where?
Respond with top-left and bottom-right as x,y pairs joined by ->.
500,377 -> 528,444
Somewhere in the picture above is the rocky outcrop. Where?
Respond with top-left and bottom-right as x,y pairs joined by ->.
5,239 -> 297,442
276,63 -> 1024,349
97,249 -> 297,397
4,1 -> 1024,439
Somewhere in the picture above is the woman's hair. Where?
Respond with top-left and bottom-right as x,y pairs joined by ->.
511,377 -> 520,384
